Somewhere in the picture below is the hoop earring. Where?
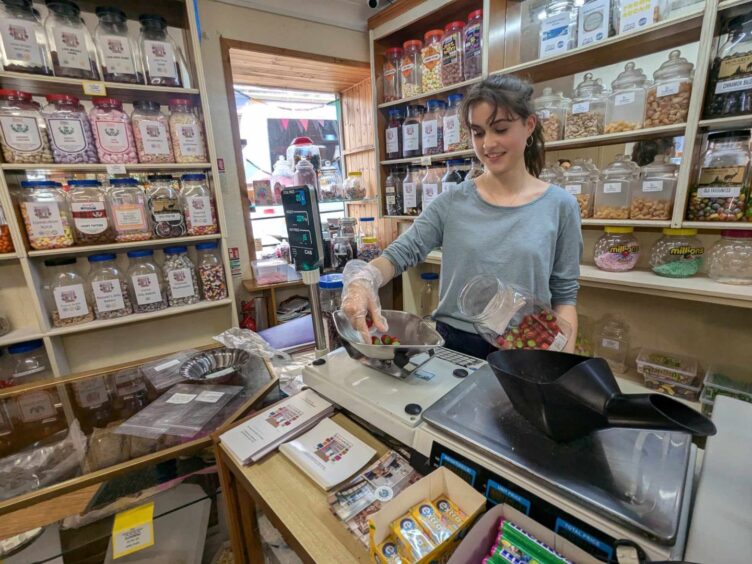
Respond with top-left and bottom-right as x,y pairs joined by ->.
526,136 -> 534,147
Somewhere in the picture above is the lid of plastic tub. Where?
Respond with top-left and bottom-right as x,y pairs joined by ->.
604,226 -> 634,234
420,272 -> 439,280
195,242 -> 219,250
662,228 -> 697,236
127,249 -> 154,258
88,253 -> 117,262
8,339 -> 44,354
319,273 -> 344,289
360,217 -> 374,222
164,246 -> 188,255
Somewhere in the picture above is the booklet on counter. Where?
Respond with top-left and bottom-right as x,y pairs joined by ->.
220,388 -> 334,464
279,417 -> 377,491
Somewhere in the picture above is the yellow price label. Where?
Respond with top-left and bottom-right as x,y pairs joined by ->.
82,81 -> 107,96
112,502 -> 155,559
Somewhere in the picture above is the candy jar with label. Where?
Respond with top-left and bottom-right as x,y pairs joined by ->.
318,160 -> 342,202
0,202 -> 13,253
421,165 -> 441,209
94,6 -> 142,84
441,21 -> 464,86
402,104 -> 422,158
402,165 -> 422,216
72,375 -> 113,431
181,173 -> 217,235
0,89 -> 53,163
649,228 -> 704,277
605,62 -> 647,133
382,47 -> 402,102
686,130 -> 750,222
421,30 -> 443,93
270,155 -> 294,203
138,14 -> 188,87
344,171 -> 366,201
87,253 -> 132,320
443,93 -> 468,152
18,180 -> 74,249
385,108 -> 402,160
400,39 -> 422,98
385,166 -> 403,216
196,241 -> 227,301
644,50 -> 693,127
631,154 -> 677,219
126,249 -> 167,312
594,315 -> 630,374
147,174 -> 186,238
0,0 -> 52,75
565,73 -> 606,139
89,97 -> 138,164
540,161 -> 564,186
441,159 -> 464,192
562,159 -> 594,218
706,16 -> 752,118
593,227 -> 640,272
131,100 -> 174,163
68,179 -> 114,245
163,246 -> 200,306
338,217 -> 358,259
44,0 -> 100,79
43,257 -> 94,327
707,230 -> 752,285
534,87 -> 569,142
616,0 -> 669,35
539,0 -> 577,59
107,177 -> 151,242
594,155 -> 634,219
421,99 -> 445,156
464,9 -> 482,80
112,369 -> 150,419
42,94 -> 97,164
168,98 -> 208,163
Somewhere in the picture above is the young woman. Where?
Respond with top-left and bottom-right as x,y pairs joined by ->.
342,75 -> 583,358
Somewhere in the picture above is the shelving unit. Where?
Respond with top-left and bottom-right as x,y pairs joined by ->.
1,162 -> 211,172
380,149 -> 475,165
377,76 -> 482,109
26,233 -> 221,258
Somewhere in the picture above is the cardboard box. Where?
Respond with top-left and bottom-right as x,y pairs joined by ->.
368,467 -> 486,563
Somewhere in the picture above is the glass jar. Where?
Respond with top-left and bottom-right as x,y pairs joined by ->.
385,166 -> 403,216
421,99 -> 445,156
649,228 -> 704,277
18,179 -> 74,249
331,235 -> 353,272
540,161 -> 564,186
138,14 -> 187,87
89,97 -> 137,164
421,165 -> 441,209
44,0 -> 100,79
6,339 -> 51,383
400,39 -> 422,98
163,246 -> 199,306
0,0 -> 52,75
131,100 -> 174,163
644,49 -> 693,127
318,160 -> 343,202
382,47 -> 402,102
534,87 -> 570,142
0,202 -> 14,253
420,29 -> 443,93
359,237 -> 382,262
441,21 -> 464,86
107,177 -> 151,242
419,272 -> 439,319
44,256 -> 93,327
631,155 -> 677,219
126,249 -> 167,312
562,159 -> 595,218
706,16 -> 752,118
593,227 -> 640,272
402,104 -> 422,158
339,217 -> 358,259
441,159 -> 464,192
0,89 -> 52,163
87,253 -> 132,319
616,0 -> 669,34
168,98 -> 208,163
606,62 -> 647,133
359,216 -> 375,241
385,108 -> 402,160
181,172 -> 217,235
594,315 -> 630,374
42,94 -> 97,164
443,93 -> 468,152
708,230 -> 752,285
271,155 -> 294,203
293,156 -> 318,192
539,0 -> 577,59
402,166 -> 422,216
94,6 -> 142,84
565,73 -> 606,139
594,154 -> 634,219
686,131 -> 750,222
344,171 -> 366,200
68,179 -> 114,245
320,274 -> 344,351
577,0 -> 615,47
287,136 -> 321,171
146,174 -> 186,238
72,375 -> 113,431
464,9 -> 483,80
196,241 -> 227,301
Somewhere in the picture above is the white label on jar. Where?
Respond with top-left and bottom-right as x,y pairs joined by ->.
137,120 -> 170,155
186,196 -> 213,227
197,391 -> 224,403
132,273 -> 162,305
601,338 -> 621,351
53,283 -> 88,319
95,120 -> 130,153
715,76 -> 752,94
614,92 -> 636,106
540,12 -> 572,58
24,202 -> 65,238
538,109 -> 551,119
17,391 -> 56,423
112,204 -> 147,231
603,182 -> 623,194
73,378 -> 108,408
403,182 -> 417,211
100,34 -> 135,75
564,184 -> 582,195
143,40 -> 178,79
167,268 -> 197,299
386,195 -> 396,206
443,115 -> 460,149
442,182 -> 458,191
175,124 -> 203,156
642,180 -> 664,192
422,119 -> 438,150
0,116 -> 42,151
403,123 -> 419,151
72,202 -> 108,234
386,127 -> 399,154
47,117 -> 86,153
571,102 -> 590,114
656,83 -> 680,98
166,392 -> 196,405
52,26 -> 90,71
697,186 -> 742,198
154,212 -> 182,222
0,18 -> 43,66
618,0 -> 657,34
578,0 -> 610,47
422,183 -> 438,207
92,278 -> 125,313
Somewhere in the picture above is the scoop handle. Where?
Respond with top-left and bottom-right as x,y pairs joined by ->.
606,394 -> 716,437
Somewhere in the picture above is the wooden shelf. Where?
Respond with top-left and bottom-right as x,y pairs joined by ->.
698,115 -> 752,130
547,124 -> 687,151
380,149 -> 475,165
581,219 -> 672,228
0,252 -> 18,261
0,328 -> 44,348
27,234 -> 221,258
377,77 -> 482,109
682,222 -> 752,231
242,278 -> 305,293
718,0 -> 751,11
1,163 -> 212,173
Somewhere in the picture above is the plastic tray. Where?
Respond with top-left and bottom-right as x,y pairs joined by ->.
643,372 -> 702,402
636,348 -> 699,385
703,365 -> 752,405
700,386 -> 714,417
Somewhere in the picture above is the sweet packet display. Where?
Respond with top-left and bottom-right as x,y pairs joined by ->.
484,519 -> 573,564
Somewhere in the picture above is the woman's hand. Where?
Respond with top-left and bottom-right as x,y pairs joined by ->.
342,260 -> 388,343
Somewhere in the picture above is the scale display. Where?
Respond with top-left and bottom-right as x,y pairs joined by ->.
281,185 -> 324,271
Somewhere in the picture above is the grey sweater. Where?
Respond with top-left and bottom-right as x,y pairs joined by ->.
382,180 -> 583,333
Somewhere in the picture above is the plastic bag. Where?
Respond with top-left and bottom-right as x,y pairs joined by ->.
458,275 -> 572,352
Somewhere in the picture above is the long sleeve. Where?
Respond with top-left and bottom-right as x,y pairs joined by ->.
550,198 -> 583,306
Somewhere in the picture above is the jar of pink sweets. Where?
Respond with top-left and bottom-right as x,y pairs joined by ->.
89,97 -> 137,164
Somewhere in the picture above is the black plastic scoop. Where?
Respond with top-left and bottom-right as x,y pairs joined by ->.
488,349 -> 716,442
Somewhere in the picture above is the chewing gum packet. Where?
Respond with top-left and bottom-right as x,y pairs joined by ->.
374,536 -> 405,563
410,500 -> 453,544
391,513 -> 435,561
432,496 -> 466,530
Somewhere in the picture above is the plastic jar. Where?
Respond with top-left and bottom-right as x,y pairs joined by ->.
319,273 -> 344,351
616,0 -> 669,34
107,177 -> 151,242
420,30 -> 443,93
181,173 -> 217,235
565,73 -> 606,139
18,180 -> 74,249
421,165 -> 441,209
421,99 -> 445,156
534,87 -> 569,142
44,256 -> 94,327
0,202 -> 13,253
594,315 -> 630,374
358,216 -> 375,241
293,156 -> 318,191
44,0 -> 100,80
126,249 -> 167,312
382,47 -> 402,102
441,159 -> 464,192
706,16 -> 752,118
464,9 -> 482,80
6,339 -> 51,382
443,93 -> 468,152
270,155 -> 293,203
359,237 -> 382,262
318,161 -> 342,202
138,14 -> 186,87
593,227 -> 640,272
94,6 -> 142,84
687,130 -> 750,222
131,100 -> 174,163
146,175 -> 186,238
331,235 -> 353,272
402,166 -> 422,216
539,0 -> 578,59
0,0 -> 52,75
0,89 -> 52,163
287,136 -> 321,171
649,228 -> 704,278
594,154 -> 634,219
41,94 -> 97,164
441,21 -> 464,86
163,246 -> 199,306
168,98 -> 208,163
644,50 -> 693,128
89,97 -> 138,164
419,272 -> 439,319
385,166 -> 403,216
68,179 -> 114,245
631,155 -> 677,220
562,159 -> 595,218
540,162 -> 564,186
605,62 -> 647,133
196,241 -> 227,301
402,104 -> 422,158
400,39 -> 422,98
344,171 -> 366,200
385,108 -> 402,160
87,253 -> 132,319
707,230 -> 752,285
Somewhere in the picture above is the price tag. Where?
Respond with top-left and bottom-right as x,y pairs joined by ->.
106,164 -> 127,175
112,502 -> 155,558
419,156 -> 432,166
166,392 -> 196,405
82,81 -> 107,96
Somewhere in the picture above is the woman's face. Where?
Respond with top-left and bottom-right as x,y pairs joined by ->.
468,101 -> 535,175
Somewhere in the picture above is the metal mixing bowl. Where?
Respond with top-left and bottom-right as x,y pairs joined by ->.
179,348 -> 251,384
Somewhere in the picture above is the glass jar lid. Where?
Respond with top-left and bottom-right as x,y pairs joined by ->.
653,50 -> 694,81
46,0 -> 81,17
95,6 -> 127,22
563,159 -> 591,180
643,154 -> 678,175
604,226 -> 634,234
611,62 -> 647,90
385,47 -> 403,58
603,154 -> 638,178
534,87 -> 569,109
573,72 -> 604,97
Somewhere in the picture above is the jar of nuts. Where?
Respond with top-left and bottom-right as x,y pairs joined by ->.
534,87 -> 570,142
594,155 -> 635,219
420,30 -> 443,93
644,50 -> 693,128
400,40 -> 422,99
565,73 -> 606,139
441,21 -> 465,87
43,257 -> 94,328
562,159 -> 595,218
18,180 -> 74,250
606,62 -> 647,133
0,89 -> 53,164
632,155 -> 677,220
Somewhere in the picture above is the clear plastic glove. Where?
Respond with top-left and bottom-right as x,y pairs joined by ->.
342,260 -> 388,343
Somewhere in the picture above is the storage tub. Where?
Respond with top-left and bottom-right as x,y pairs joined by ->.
703,365 -> 752,405
251,259 -> 299,285
636,348 -> 699,385
644,372 -> 702,402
